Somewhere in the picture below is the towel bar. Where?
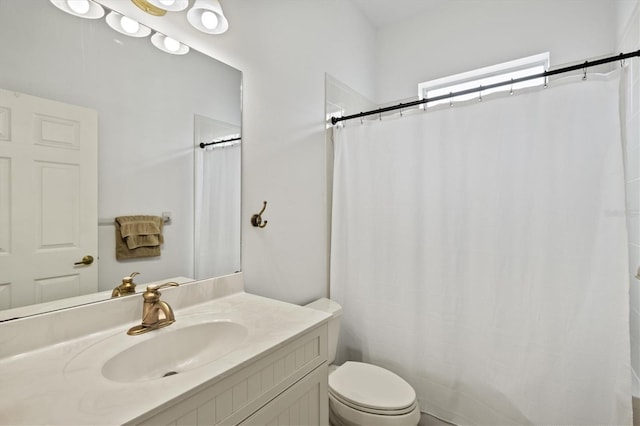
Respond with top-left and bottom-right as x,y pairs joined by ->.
98,215 -> 171,227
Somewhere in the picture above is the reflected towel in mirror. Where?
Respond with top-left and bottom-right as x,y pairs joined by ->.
115,215 -> 164,260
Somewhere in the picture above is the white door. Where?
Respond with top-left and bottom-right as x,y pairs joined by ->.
0,88 -> 98,310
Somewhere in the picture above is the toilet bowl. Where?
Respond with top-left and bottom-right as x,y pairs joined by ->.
305,298 -> 421,426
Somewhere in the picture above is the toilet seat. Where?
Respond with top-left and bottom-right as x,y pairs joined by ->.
329,362 -> 417,415
329,389 -> 418,415
329,392 -> 421,426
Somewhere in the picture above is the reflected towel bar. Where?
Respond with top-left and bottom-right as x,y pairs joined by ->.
98,215 -> 171,226
199,136 -> 241,149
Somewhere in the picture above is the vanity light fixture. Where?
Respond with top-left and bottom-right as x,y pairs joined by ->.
151,32 -> 190,55
131,0 -> 229,35
187,0 -> 228,34
50,0 -> 105,19
145,0 -> 190,12
105,11 -> 151,37
130,0 -> 167,16
49,0 -> 195,57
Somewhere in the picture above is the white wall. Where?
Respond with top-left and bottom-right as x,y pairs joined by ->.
375,0 -> 619,103
204,0 -> 377,304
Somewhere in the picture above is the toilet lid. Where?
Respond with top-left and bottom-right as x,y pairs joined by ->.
329,362 -> 416,412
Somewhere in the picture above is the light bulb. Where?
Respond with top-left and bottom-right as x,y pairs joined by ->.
67,0 -> 90,15
159,0 -> 175,6
200,11 -> 219,30
163,36 -> 180,52
119,16 -> 140,34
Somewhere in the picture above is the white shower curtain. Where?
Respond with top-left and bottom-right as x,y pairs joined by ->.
330,72 -> 632,425
194,143 -> 241,279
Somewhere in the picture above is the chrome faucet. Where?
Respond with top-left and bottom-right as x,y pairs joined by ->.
127,282 -> 179,336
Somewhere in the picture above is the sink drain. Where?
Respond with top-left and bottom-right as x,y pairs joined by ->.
162,371 -> 179,378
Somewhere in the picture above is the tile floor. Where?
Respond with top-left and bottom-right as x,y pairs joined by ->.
419,412 -> 455,426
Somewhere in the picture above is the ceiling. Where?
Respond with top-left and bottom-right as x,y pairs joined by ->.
350,0 -> 447,29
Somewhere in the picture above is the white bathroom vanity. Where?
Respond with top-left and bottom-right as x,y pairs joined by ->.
0,273 -> 330,425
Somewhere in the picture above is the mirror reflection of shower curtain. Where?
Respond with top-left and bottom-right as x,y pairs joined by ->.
330,71 -> 632,425
194,116 -> 241,280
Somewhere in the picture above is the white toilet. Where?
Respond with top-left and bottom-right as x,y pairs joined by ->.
305,298 -> 421,426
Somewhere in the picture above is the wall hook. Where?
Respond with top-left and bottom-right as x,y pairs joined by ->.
251,201 -> 268,228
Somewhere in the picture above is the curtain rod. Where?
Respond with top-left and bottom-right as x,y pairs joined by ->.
331,50 -> 640,125
199,136 -> 241,149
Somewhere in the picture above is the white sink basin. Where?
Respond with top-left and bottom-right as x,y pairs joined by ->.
64,316 -> 249,384
102,321 -> 248,382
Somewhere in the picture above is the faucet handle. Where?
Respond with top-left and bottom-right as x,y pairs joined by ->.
146,281 -> 179,293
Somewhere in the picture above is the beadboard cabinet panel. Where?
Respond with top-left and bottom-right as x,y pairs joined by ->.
133,324 -> 328,426
239,364 -> 327,426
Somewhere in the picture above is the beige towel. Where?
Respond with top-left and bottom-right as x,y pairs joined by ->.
115,215 -> 164,260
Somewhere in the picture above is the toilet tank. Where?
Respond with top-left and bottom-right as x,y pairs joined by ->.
305,298 -> 342,364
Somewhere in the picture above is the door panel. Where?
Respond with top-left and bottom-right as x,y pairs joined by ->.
0,88 -> 97,310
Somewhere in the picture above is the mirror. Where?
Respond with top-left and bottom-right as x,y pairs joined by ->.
0,0 -> 242,319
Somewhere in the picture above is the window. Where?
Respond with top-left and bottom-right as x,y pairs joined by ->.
418,52 -> 550,108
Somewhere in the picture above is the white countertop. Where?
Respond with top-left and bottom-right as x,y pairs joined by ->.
0,277 -> 329,425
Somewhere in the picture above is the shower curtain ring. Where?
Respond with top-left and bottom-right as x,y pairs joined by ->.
478,85 -> 483,102
544,75 -> 548,89
509,79 -> 514,96
582,61 -> 588,80
449,92 -> 454,107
